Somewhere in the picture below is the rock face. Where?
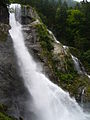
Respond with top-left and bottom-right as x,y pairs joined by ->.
0,3 -> 9,24
0,23 -> 10,41
0,4 -> 90,120
0,34 -> 31,119
0,4 -> 33,120
0,3 -> 9,42
0,1 -> 9,41
21,6 -> 40,24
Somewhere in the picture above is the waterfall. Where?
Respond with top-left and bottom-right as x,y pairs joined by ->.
71,55 -> 83,74
63,46 -> 83,74
71,55 -> 90,78
9,4 -> 90,120
48,30 -> 60,44
63,45 -> 90,78
47,31 -> 90,79
81,87 -> 86,105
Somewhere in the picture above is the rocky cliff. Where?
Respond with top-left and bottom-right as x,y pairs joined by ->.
0,4 -> 90,120
21,6 -> 90,102
0,4 -> 32,120
0,3 -> 9,42
0,3 -> 9,24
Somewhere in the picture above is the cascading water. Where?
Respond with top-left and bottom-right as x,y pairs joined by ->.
63,46 -> 90,78
71,55 -> 90,78
48,30 -> 60,44
71,55 -> 83,74
9,4 -> 90,120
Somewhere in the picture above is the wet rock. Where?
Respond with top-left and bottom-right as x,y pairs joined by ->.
0,3 -> 9,24
0,23 -> 10,41
21,5 -> 40,25
0,33 -> 31,119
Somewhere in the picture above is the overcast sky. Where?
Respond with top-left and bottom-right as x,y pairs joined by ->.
75,0 -> 90,2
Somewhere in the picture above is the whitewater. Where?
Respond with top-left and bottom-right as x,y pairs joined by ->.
9,4 -> 90,120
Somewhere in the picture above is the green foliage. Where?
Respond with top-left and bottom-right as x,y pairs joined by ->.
67,9 -> 84,26
35,23 -> 54,51
59,73 -> 74,83
83,50 -> 90,63
55,2 -> 68,40
0,112 -> 14,120
69,47 -> 81,57
66,9 -> 85,46
60,75 -> 90,100
0,104 -> 7,113
0,104 -> 15,120
35,22 -> 77,86
70,76 -> 90,100
81,50 -> 90,73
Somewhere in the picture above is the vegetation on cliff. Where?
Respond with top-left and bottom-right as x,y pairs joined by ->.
0,104 -> 16,120
30,18 -> 90,101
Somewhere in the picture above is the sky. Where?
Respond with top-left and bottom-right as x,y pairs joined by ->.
75,0 -> 90,1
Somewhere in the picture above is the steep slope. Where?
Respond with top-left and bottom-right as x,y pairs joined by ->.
21,5 -> 90,102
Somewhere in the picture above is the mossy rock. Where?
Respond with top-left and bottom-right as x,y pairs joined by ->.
0,112 -> 15,120
86,85 -> 90,101
0,31 -> 7,41
0,104 -> 7,113
0,104 -> 16,120
61,76 -> 90,101
0,23 -> 9,41
21,5 -> 41,23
